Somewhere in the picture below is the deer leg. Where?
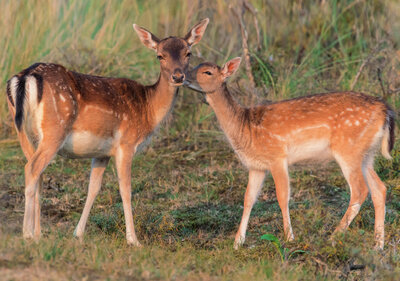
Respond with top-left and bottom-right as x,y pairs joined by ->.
365,166 -> 386,250
270,159 -> 294,241
74,157 -> 110,240
34,176 -> 42,238
17,130 -> 44,239
333,158 -> 369,235
115,148 -> 141,247
23,141 -> 60,239
234,169 -> 266,249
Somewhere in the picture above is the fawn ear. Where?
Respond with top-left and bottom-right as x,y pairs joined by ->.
221,57 -> 241,80
184,18 -> 209,46
133,24 -> 160,51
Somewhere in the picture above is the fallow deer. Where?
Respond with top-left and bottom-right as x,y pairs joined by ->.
184,57 -> 395,250
6,18 -> 209,246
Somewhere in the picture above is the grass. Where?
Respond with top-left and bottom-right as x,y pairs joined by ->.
1,0 -> 400,280
1,137 -> 400,280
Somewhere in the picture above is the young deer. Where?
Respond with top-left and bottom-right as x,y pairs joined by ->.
6,18 -> 209,246
184,58 -> 395,250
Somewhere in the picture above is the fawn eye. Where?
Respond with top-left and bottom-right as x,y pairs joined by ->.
157,55 -> 164,60
186,52 -> 192,58
203,71 -> 212,75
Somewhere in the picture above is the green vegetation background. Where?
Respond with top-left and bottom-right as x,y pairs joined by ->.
0,0 -> 399,280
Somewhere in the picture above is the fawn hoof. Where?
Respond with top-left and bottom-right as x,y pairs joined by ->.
73,228 -> 85,243
328,233 -> 337,247
23,230 -> 34,240
374,241 -> 384,251
286,233 -> 295,242
127,239 -> 142,248
73,234 -> 84,243
234,236 -> 245,250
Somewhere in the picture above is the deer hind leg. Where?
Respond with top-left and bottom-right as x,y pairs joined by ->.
74,157 -> 110,240
17,130 -> 43,239
115,147 -> 141,247
234,169 -> 266,249
270,159 -> 294,241
23,139 -> 61,239
332,155 -> 369,236
364,156 -> 386,250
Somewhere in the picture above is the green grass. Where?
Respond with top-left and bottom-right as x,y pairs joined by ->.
1,137 -> 400,280
1,0 -> 400,280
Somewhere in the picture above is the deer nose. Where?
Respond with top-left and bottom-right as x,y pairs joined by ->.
172,71 -> 185,83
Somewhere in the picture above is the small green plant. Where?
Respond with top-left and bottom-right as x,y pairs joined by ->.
260,234 -> 306,262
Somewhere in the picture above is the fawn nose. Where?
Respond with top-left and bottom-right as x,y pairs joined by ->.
172,71 -> 185,83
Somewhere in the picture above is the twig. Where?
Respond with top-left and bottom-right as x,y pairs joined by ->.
377,68 -> 387,99
231,4 -> 256,90
387,87 -> 400,95
350,41 -> 384,91
243,0 -> 261,50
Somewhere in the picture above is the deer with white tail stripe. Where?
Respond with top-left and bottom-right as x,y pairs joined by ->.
6,18 -> 209,246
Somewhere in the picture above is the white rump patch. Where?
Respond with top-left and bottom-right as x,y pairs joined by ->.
26,76 -> 38,108
9,76 -> 19,104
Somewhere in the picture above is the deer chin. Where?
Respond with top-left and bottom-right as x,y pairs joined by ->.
183,81 -> 205,94
169,81 -> 184,87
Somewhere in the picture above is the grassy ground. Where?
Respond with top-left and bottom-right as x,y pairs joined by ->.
1,0 -> 400,280
1,133 -> 400,280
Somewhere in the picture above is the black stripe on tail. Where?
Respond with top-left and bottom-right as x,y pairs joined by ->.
385,103 -> 396,152
32,73 -> 44,103
15,76 -> 27,131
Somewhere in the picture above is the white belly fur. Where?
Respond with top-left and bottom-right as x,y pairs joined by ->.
287,139 -> 331,164
58,131 -> 114,158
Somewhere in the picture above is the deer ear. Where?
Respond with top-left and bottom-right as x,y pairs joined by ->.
133,24 -> 160,51
184,18 -> 209,46
221,57 -> 241,80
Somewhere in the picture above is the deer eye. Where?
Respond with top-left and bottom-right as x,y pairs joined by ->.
157,55 -> 164,60
203,71 -> 212,75
186,52 -> 192,58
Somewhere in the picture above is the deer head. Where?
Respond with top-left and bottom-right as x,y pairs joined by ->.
184,57 -> 241,92
133,18 -> 209,86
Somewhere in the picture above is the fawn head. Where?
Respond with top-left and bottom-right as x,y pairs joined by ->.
185,57 -> 241,93
133,19 -> 209,86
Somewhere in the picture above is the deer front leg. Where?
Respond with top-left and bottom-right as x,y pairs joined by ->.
270,159 -> 294,241
74,157 -> 110,240
115,148 -> 141,247
234,169 -> 266,249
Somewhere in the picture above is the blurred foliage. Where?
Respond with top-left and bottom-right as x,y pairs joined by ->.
1,0 -> 400,137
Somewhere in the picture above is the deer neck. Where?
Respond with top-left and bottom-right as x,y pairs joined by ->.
206,84 -> 250,148
147,74 -> 179,127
